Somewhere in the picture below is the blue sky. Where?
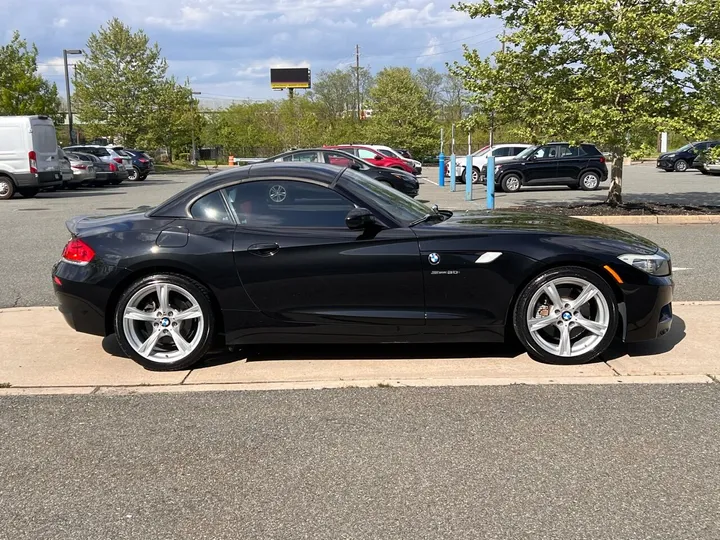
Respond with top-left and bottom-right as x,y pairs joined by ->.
4,0 -> 502,106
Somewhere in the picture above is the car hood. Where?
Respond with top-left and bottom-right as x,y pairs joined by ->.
430,210 -> 659,254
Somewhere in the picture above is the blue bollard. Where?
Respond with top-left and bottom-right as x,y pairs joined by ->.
450,154 -> 456,192
486,155 -> 495,209
438,153 -> 445,187
464,154 -> 472,201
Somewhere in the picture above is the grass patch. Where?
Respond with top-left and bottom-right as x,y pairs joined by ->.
154,161 -> 206,172
377,382 -> 393,388
0,382 -> 11,388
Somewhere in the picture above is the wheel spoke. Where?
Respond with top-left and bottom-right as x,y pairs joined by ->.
138,328 -> 162,356
124,308 -> 156,322
169,328 -> 192,354
558,325 -> 572,356
156,283 -> 170,312
571,284 -> 599,310
575,316 -> 608,336
543,282 -> 564,309
174,305 -> 202,321
529,315 -> 557,332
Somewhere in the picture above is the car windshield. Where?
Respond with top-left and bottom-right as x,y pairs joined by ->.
516,145 -> 538,159
340,169 -> 430,224
676,143 -> 694,152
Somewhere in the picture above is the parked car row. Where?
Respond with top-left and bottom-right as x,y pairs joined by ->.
323,144 -> 422,174
656,140 -> 720,172
265,147 -> 420,197
63,145 -> 155,182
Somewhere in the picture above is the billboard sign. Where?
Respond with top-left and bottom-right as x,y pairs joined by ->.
270,67 -> 311,89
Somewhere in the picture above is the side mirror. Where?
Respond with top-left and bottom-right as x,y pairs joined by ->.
374,154 -> 383,160
528,154 -> 537,161
350,162 -> 361,170
346,207 -> 378,230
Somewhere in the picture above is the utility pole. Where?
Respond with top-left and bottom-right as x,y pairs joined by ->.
489,29 -> 506,148
355,44 -> 361,120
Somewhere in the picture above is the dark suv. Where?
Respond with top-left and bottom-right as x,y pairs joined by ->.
124,149 -> 155,181
657,141 -> 720,172
481,143 -> 608,192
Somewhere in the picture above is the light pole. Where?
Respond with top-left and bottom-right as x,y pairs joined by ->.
63,49 -> 83,145
190,91 -> 201,165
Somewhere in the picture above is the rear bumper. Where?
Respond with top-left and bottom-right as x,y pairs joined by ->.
15,171 -> 63,188
56,290 -> 106,336
622,276 -> 674,342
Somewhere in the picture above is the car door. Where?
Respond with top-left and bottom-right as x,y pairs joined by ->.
524,145 -> 559,184
227,178 -> 426,335
555,144 -> 588,183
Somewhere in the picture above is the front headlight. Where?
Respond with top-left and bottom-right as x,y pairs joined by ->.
665,153 -> 676,159
618,253 -> 671,276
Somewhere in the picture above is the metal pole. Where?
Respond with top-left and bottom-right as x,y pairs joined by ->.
355,44 -> 361,121
63,50 -> 73,145
191,91 -> 201,165
438,127 -> 445,187
465,130 -> 472,200
450,123 -> 456,192
486,155 -> 495,209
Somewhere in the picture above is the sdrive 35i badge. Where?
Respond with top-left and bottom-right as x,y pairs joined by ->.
428,253 -> 440,265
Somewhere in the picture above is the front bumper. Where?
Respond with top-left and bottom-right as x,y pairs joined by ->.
656,159 -> 673,170
622,275 -> 673,342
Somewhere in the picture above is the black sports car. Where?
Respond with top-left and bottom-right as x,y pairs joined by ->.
53,162 -> 673,371
263,148 -> 419,197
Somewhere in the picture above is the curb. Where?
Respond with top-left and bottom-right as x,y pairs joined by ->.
0,375 -> 715,396
573,215 -> 720,225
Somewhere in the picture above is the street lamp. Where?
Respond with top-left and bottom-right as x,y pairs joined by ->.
63,49 -> 83,145
190,91 -> 201,165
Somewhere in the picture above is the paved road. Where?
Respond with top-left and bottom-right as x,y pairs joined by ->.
1,385 -> 718,539
0,170 -> 718,308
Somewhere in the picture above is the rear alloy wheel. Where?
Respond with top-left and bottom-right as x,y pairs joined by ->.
513,267 -> 618,364
0,177 -> 15,200
501,174 -> 522,193
18,188 -> 39,198
128,167 -> 140,181
579,171 -> 600,190
674,159 -> 688,172
114,274 -> 215,370
471,167 -> 481,184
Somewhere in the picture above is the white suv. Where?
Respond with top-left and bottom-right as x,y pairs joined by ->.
449,143 -> 532,183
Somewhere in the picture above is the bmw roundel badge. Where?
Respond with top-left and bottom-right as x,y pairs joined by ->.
428,253 -> 440,265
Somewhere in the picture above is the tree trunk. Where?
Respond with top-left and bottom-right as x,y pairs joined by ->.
605,151 -> 624,206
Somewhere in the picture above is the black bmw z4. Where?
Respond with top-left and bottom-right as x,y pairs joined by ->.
53,162 -> 673,371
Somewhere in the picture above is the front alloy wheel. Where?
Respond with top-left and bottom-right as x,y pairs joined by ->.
514,267 -> 618,364
674,159 -> 688,172
580,172 -> 600,190
501,174 -> 522,193
115,274 -> 215,370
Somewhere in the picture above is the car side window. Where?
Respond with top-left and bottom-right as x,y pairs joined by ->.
493,147 -> 510,157
224,180 -> 354,228
357,149 -> 376,160
324,151 -> 354,167
533,146 -> 552,159
511,147 -> 526,156
190,190 -> 232,223
557,145 -> 579,158
289,152 -> 318,162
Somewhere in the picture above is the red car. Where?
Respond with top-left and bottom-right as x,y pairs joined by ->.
324,145 -> 415,174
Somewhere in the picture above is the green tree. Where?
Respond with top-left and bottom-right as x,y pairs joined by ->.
311,66 -> 373,123
73,18 -> 169,146
367,67 -> 437,156
451,0 -> 720,204
415,67 -> 444,114
0,31 -> 62,120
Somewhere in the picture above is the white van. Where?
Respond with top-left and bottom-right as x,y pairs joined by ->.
0,115 -> 63,199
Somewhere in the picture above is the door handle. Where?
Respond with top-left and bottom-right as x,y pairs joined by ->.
248,243 -> 280,257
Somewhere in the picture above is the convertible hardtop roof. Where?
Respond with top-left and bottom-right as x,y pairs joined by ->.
149,162 -> 347,218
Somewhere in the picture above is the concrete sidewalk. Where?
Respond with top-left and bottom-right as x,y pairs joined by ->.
0,304 -> 718,395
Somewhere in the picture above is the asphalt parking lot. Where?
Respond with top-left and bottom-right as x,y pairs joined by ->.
1,167 -> 719,308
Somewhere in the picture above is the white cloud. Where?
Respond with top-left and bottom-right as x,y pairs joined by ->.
37,56 -> 66,76
146,5 -> 210,28
369,1 -> 466,28
416,36 -> 440,63
53,18 -> 69,28
235,57 -> 310,79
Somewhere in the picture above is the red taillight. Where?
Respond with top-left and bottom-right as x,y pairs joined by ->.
72,164 -> 87,170
29,151 -> 38,174
113,157 -> 123,164
109,163 -> 117,172
139,158 -> 149,163
53,276 -> 63,286
61,238 -> 95,264
600,156 -> 606,164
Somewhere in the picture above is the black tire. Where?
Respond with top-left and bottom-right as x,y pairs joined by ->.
114,273 -> 215,371
579,171 -> 601,190
110,179 -> 123,185
501,173 -> 522,193
18,188 -> 39,198
67,183 -> 79,190
513,266 -> 618,365
699,168 -> 710,175
0,176 -> 15,200
138,173 -> 148,181
471,167 -> 481,184
128,167 -> 140,181
674,159 -> 688,172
